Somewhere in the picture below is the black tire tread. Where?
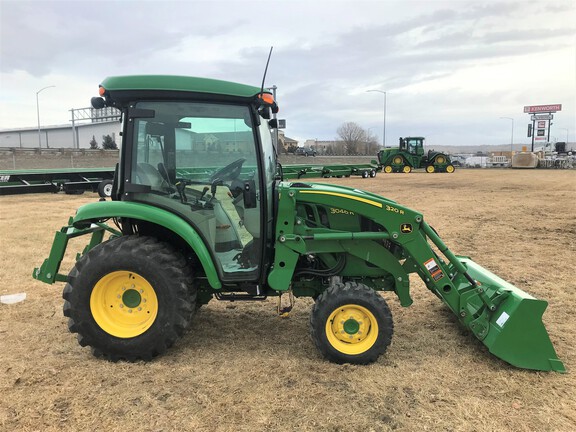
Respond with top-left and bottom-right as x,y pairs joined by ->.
310,281 -> 393,365
63,235 -> 195,362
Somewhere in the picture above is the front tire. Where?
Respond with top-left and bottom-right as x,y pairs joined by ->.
63,235 -> 195,361
310,282 -> 393,365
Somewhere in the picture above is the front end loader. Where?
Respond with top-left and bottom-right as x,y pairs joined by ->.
33,75 -> 564,372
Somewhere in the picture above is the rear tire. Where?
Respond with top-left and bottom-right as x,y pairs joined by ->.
63,235 -> 195,361
310,282 -> 393,365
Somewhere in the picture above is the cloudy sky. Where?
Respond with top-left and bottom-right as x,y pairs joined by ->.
1,0 -> 574,146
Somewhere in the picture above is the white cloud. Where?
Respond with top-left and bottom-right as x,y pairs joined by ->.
1,0 -> 574,145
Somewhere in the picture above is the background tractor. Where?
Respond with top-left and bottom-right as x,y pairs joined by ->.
377,136 -> 455,173
34,75 -> 562,372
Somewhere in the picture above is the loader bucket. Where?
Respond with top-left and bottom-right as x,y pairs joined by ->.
456,257 -> 565,372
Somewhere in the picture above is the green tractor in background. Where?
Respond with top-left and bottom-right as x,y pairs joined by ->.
33,75 -> 563,372
378,136 -> 455,173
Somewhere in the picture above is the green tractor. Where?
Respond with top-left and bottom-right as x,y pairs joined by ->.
378,136 -> 455,173
34,75 -> 563,372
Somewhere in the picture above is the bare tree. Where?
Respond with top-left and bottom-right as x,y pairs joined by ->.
337,122 -> 375,155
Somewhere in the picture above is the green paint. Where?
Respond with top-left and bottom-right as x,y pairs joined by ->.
122,289 -> 141,308
343,319 -> 360,335
101,75 -> 265,99
377,136 -> 454,171
74,201 -> 221,289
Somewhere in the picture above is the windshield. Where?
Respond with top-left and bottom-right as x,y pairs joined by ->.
132,102 -> 257,181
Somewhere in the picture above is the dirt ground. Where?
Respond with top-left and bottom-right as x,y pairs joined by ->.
0,169 -> 574,432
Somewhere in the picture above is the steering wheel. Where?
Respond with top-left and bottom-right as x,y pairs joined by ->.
209,158 -> 246,182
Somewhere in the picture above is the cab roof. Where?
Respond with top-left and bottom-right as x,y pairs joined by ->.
100,75 -> 266,98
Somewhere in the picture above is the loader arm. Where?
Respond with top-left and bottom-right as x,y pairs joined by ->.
269,181 -> 565,372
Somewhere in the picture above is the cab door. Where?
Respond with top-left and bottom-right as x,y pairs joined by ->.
126,101 -> 267,283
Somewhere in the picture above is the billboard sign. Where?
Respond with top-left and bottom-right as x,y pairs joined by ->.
531,114 -> 553,121
523,104 -> 562,113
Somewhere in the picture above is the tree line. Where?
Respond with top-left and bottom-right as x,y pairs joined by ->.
335,122 -> 380,155
286,122 -> 380,155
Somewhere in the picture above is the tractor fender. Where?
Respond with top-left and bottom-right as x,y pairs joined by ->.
73,201 -> 221,289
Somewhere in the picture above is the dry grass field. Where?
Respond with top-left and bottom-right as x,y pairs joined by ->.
0,169 -> 574,431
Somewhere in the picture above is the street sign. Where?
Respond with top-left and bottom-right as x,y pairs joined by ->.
523,104 -> 562,113
278,119 -> 286,129
531,114 -> 553,121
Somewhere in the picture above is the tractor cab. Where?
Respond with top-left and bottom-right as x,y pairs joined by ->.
93,76 -> 278,284
399,136 -> 425,156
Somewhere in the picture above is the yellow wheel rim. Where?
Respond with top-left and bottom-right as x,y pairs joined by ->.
384,166 -> 393,173
90,271 -> 158,338
393,156 -> 403,165
446,165 -> 455,173
426,165 -> 435,173
402,166 -> 411,173
325,304 -> 379,355
436,156 -> 445,164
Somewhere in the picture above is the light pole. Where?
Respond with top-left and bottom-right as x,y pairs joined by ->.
367,90 -> 386,147
499,117 -> 514,153
36,85 -> 56,148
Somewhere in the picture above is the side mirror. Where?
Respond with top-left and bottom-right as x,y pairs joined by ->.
91,97 -> 106,109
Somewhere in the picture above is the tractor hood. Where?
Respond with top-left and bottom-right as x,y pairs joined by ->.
283,181 -> 401,210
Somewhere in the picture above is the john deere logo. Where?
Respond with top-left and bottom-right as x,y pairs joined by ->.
400,223 -> 413,233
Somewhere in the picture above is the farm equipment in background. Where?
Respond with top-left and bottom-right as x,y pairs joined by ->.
33,75 -> 564,372
377,136 -> 455,173
0,167 -> 114,196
